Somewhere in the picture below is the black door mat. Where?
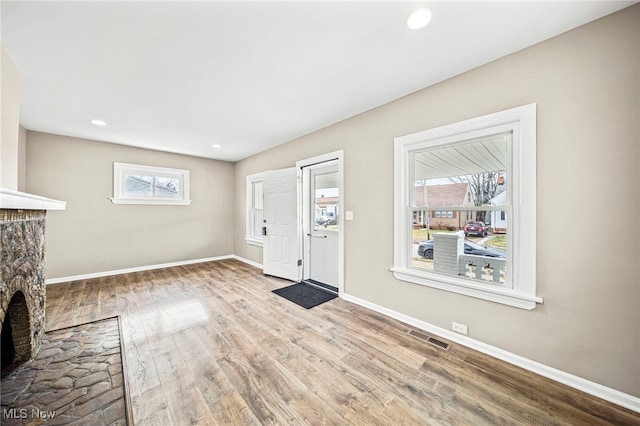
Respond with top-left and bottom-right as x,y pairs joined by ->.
272,282 -> 338,309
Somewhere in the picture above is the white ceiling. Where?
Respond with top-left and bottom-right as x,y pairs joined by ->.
1,1 -> 634,162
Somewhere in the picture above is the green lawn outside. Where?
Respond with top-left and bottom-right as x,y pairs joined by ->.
486,234 -> 507,249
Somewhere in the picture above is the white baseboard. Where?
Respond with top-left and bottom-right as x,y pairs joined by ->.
231,255 -> 263,270
341,292 -> 640,414
45,255 -> 235,285
45,255 -> 265,285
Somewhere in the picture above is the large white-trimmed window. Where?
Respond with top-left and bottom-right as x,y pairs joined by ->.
111,162 -> 191,205
246,172 -> 266,246
393,104 -> 541,310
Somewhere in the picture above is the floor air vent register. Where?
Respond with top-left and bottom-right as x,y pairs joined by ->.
408,330 -> 452,351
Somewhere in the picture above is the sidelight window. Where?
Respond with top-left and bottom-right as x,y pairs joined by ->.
246,172 -> 266,246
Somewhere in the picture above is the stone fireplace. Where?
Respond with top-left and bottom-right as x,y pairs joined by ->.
0,209 -> 47,375
0,190 -> 65,376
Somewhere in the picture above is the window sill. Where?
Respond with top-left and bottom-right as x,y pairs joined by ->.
110,198 -> 192,206
390,267 -> 542,310
245,238 -> 263,247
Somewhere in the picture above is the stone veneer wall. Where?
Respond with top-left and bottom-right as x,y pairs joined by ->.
0,209 -> 47,362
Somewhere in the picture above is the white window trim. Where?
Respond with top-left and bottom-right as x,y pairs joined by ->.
111,162 -> 191,205
245,171 -> 267,247
392,104 -> 542,310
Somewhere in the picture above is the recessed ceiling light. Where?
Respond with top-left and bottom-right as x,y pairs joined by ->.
406,8 -> 432,30
211,144 -> 222,149
90,119 -> 107,126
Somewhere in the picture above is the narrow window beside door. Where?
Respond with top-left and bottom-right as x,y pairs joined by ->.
246,172 -> 267,246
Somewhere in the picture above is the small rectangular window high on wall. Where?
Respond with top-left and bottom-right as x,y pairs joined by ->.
111,162 -> 191,205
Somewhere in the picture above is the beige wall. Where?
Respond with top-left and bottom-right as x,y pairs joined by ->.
18,125 -> 26,191
234,6 -> 640,397
26,131 -> 235,279
1,45 -> 22,190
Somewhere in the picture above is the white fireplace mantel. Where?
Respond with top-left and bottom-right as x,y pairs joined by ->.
0,188 -> 66,211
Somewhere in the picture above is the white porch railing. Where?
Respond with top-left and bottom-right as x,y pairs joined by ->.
432,232 -> 507,284
458,254 -> 506,284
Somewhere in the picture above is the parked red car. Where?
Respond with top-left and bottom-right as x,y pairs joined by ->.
464,221 -> 488,237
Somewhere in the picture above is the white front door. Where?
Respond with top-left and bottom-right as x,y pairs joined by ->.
305,161 -> 340,287
262,168 -> 300,282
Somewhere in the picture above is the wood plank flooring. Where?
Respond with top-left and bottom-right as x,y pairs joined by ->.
45,259 -> 639,425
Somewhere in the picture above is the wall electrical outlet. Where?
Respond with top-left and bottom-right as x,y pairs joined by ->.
452,322 -> 468,335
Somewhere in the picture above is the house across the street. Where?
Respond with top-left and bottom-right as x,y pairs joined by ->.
413,182 -> 476,230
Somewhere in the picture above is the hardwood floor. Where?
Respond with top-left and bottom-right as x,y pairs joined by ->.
45,259 -> 639,425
